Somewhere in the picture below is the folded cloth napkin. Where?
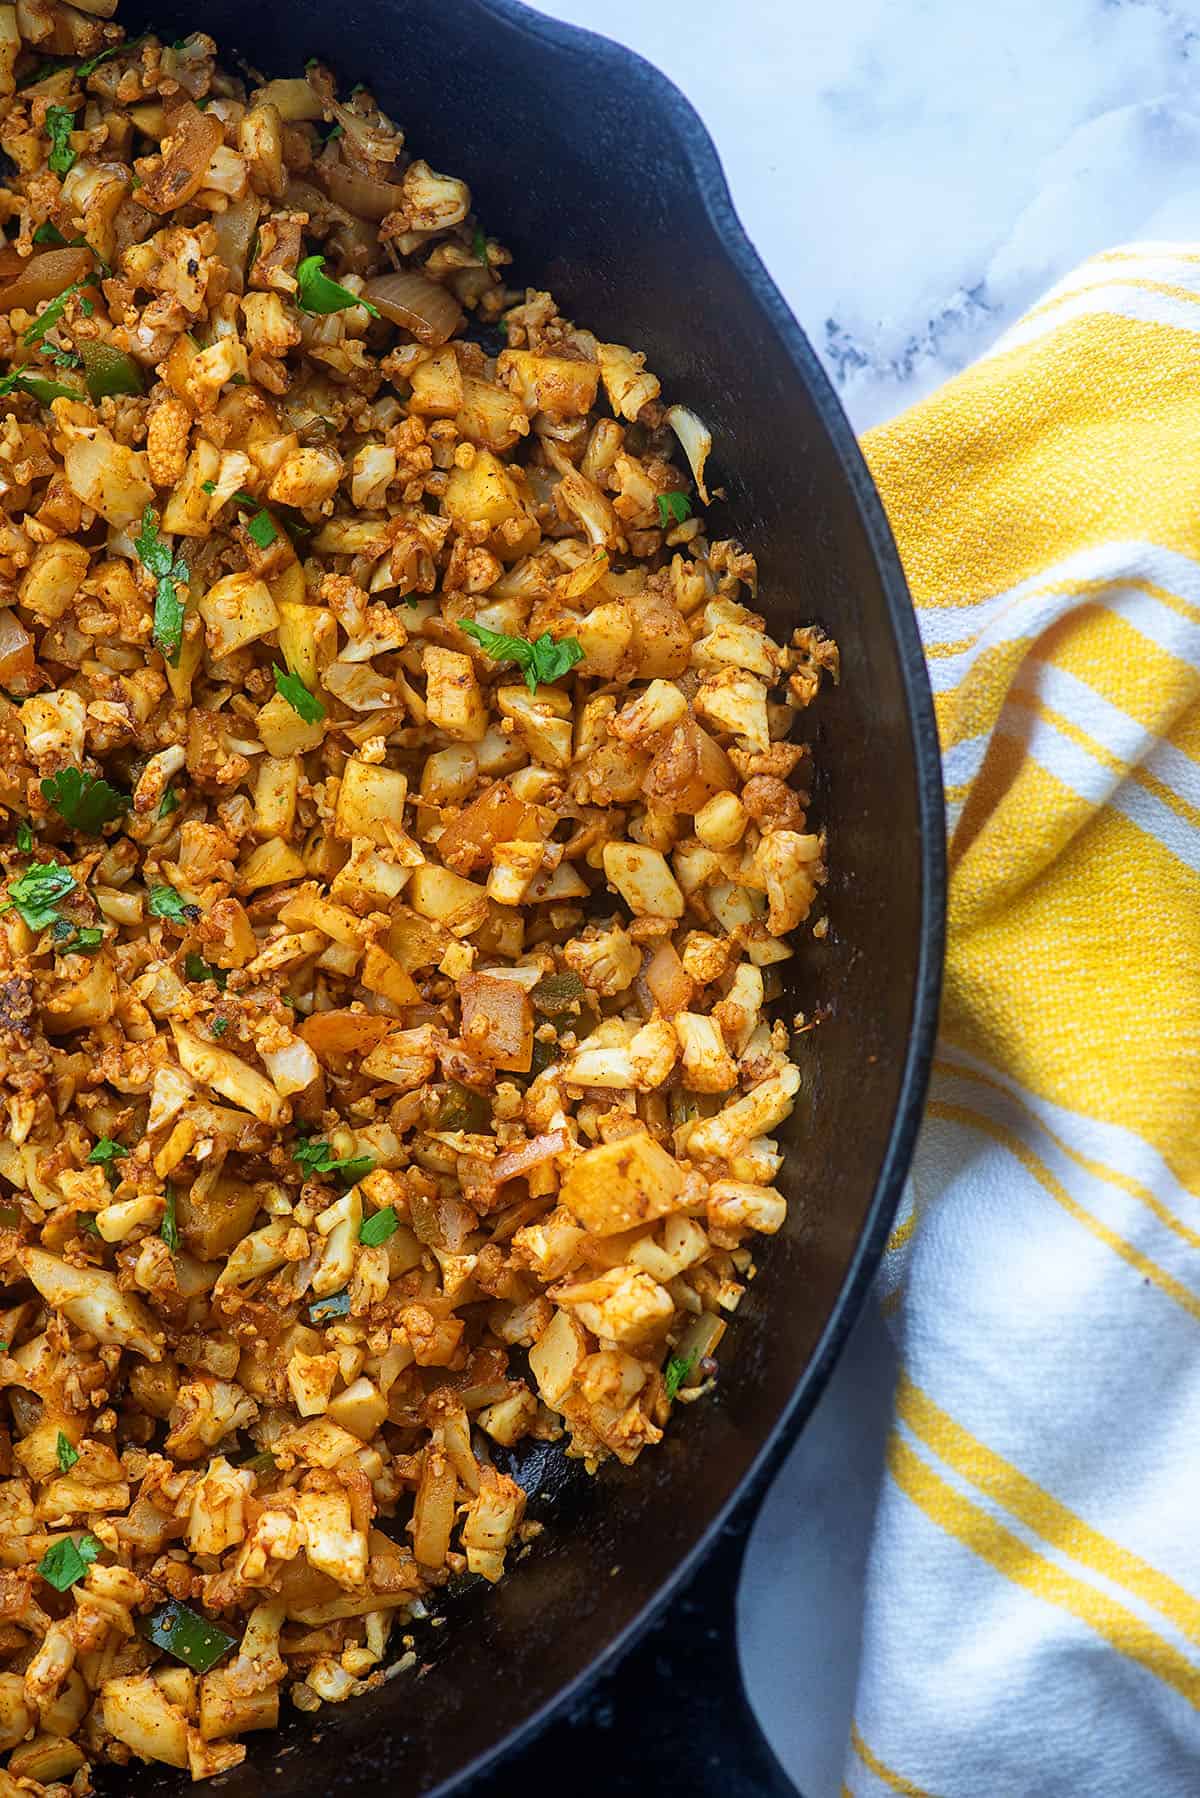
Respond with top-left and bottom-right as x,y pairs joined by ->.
841,245 -> 1200,1798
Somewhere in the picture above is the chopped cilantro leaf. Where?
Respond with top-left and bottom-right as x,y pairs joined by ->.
273,664 -> 325,725
244,507 -> 277,549
56,1431 -> 78,1473
202,484 -> 278,546
459,621 -> 583,695
15,822 -> 32,853
40,766 -> 129,835
210,1017 -> 228,1037
45,104 -> 78,175
135,506 -> 188,664
158,786 -> 180,818
473,225 -> 487,264
0,367 -> 84,407
664,1350 -> 698,1401
293,1138 -> 374,1185
37,1532 -> 100,1590
184,952 -> 227,990
87,1137 -> 127,1167
6,860 -> 76,931
17,58 -> 68,90
148,884 -> 197,926
360,1207 -> 398,1246
22,278 -> 89,348
161,1189 -> 178,1251
295,254 -> 379,318
77,36 -> 146,78
656,490 -> 692,529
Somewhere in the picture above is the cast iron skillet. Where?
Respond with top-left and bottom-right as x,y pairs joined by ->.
116,1 -> 946,1790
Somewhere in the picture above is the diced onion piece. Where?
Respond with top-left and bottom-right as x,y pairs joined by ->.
361,270 -> 464,346
139,102 -> 224,213
22,1247 -> 162,1361
665,404 -> 712,505
0,247 -> 94,314
0,607 -> 36,688
318,158 -> 401,220
211,196 -> 260,290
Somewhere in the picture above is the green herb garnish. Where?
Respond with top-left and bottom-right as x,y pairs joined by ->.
293,1138 -> 374,1185
308,1289 -> 351,1324
161,1189 -> 178,1251
184,951 -> 227,990
45,104 -> 78,175
55,1431 -> 78,1473
459,621 -> 583,695
33,222 -> 72,247
87,1137 -> 127,1167
37,1532 -> 100,1591
241,1450 -> 277,1476
664,1351 -> 698,1401
273,664 -> 325,725
294,253 -> 379,318
202,482 -> 278,547
158,786 -> 180,819
473,225 -> 487,264
40,767 -> 129,835
244,508 -> 277,549
15,822 -> 32,853
77,36 -> 146,78
134,506 -> 189,664
142,1601 -> 237,1674
148,884 -> 197,926
22,278 -> 90,348
64,925 -> 104,953
656,491 -> 692,529
17,58 -> 68,90
360,1208 -> 398,1246
0,367 -> 84,407
211,1017 -> 228,1037
5,860 -> 76,931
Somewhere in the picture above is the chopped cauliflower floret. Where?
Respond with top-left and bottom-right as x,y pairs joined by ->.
552,1264 -> 674,1345
563,923 -> 641,995
0,33 -> 830,1778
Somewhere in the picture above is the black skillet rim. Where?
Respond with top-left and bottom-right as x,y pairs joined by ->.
427,2 -> 949,1792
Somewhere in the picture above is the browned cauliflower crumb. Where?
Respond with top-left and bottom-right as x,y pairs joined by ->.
0,12 -> 836,1783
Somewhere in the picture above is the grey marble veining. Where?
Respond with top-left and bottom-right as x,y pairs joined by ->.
532,0 -> 1200,429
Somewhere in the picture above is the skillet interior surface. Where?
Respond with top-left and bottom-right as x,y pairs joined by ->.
112,0 -> 946,1790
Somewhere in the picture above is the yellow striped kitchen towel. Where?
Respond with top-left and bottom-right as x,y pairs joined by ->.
842,245 -> 1200,1798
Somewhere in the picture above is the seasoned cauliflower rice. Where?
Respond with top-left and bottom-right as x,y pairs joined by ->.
0,7 -> 838,1785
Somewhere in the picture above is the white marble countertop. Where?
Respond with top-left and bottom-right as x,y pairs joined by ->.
523,3 -> 1200,1791
531,0 -> 1200,431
